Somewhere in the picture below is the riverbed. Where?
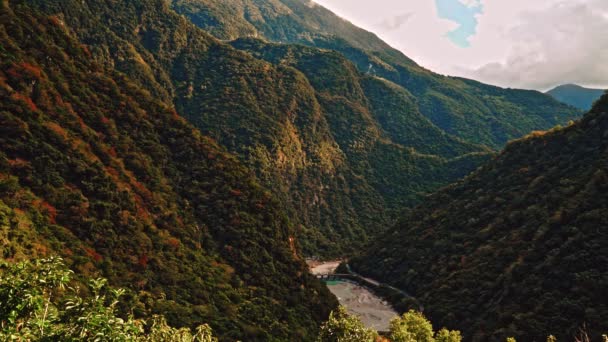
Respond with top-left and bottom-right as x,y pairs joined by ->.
308,261 -> 399,331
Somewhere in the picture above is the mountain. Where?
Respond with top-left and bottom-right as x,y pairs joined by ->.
171,0 -> 580,149
351,95 -> 608,341
0,4 -> 336,341
23,0 -> 579,256
19,0 -> 497,257
0,0 -> 597,340
547,84 -> 605,111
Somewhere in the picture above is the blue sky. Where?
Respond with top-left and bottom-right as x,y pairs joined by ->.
435,0 -> 483,47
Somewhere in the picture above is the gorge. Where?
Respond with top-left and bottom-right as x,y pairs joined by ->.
1,0 -> 606,341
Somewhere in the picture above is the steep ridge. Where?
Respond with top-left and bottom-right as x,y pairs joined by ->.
0,4 -> 336,341
22,0 -> 493,256
171,0 -> 580,149
231,38 -> 491,211
21,0 -> 390,255
352,93 -> 608,341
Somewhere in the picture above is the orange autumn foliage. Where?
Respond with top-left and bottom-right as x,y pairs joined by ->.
19,62 -> 42,79
11,93 -> 38,112
45,122 -> 69,140
85,247 -> 103,262
33,199 -> 57,224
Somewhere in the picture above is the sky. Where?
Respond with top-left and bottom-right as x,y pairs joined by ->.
312,0 -> 608,91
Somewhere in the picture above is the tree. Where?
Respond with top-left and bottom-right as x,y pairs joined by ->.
435,327 -> 462,342
317,306 -> 377,342
0,257 -> 217,341
389,310 -> 435,342
387,310 -> 461,342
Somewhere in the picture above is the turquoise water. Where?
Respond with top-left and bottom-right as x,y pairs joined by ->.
323,280 -> 344,286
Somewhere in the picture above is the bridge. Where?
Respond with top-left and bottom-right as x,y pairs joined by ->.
315,273 -> 355,281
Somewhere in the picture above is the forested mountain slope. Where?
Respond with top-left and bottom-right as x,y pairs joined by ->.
22,0 -> 494,256
0,4 -> 336,341
547,83 -> 605,110
171,0 -> 580,149
352,93 -> 608,341
230,38 -> 491,212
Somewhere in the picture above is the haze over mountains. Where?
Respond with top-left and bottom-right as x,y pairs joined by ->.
1,0 -> 604,341
547,84 -> 606,111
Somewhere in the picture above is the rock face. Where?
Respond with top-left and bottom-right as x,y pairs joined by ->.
353,94 -> 608,341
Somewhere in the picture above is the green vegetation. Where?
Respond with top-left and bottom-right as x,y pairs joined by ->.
353,94 -> 608,341
0,257 -> 217,341
0,4 -> 336,340
1,0 -> 597,340
547,84 -> 605,111
23,0 -> 577,256
171,0 -> 580,149
317,306 -> 378,342
318,307 -> 462,342
19,0 -> 495,256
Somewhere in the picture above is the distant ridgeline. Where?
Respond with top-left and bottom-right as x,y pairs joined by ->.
547,84 -> 606,111
0,0 -> 592,340
20,0 -> 580,257
170,0 -> 581,250
352,94 -> 608,341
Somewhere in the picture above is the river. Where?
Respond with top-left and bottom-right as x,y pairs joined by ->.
308,260 -> 399,331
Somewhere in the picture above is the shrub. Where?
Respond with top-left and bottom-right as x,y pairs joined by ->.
0,257 -> 217,341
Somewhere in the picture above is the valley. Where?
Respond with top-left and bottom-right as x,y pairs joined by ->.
0,0 -> 605,341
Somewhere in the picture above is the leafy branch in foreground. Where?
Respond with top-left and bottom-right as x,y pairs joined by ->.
318,307 -> 607,342
317,306 -> 378,342
0,257 -> 216,341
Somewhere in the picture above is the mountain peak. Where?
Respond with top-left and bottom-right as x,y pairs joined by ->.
547,84 -> 605,110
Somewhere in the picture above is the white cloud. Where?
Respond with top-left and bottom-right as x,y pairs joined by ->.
313,0 -> 608,90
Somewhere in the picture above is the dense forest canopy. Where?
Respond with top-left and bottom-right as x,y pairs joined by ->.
0,0 -> 600,341
353,93 -> 608,341
0,4 -> 336,340
19,0 -> 579,256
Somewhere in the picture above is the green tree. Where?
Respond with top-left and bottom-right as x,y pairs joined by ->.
0,257 -> 216,341
435,327 -> 462,342
389,310 -> 435,342
317,306 -> 377,342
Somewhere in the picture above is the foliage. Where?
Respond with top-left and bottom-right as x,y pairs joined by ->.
0,257 -> 217,341
15,0 -> 484,260
317,307 -> 462,342
317,306 -> 378,342
171,0 -> 580,149
389,310 -> 461,342
435,328 -> 463,342
389,310 -> 435,342
546,84 -> 605,110
21,0 -> 577,257
353,95 -> 608,341
0,0 -> 588,339
0,5 -> 337,340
